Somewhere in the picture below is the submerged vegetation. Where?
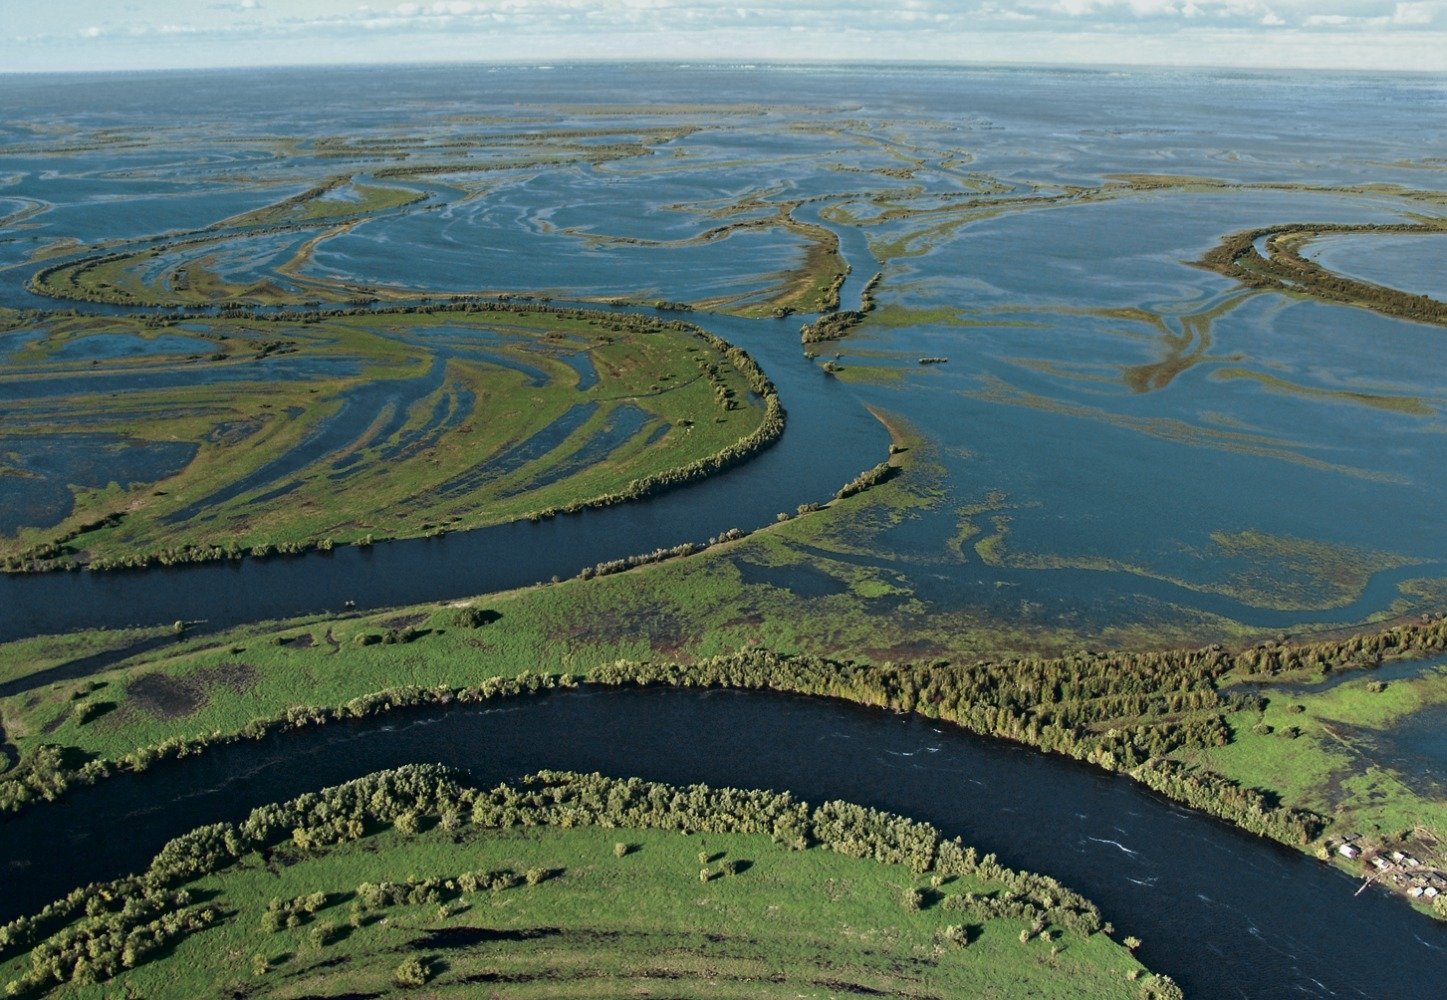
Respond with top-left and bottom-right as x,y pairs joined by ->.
1,303 -> 779,573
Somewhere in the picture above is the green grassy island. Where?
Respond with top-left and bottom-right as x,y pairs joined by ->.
0,768 -> 1169,999
0,304 -> 779,573
2,437 -> 1446,918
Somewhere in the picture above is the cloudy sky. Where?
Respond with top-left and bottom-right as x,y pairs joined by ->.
5,1 -> 1445,73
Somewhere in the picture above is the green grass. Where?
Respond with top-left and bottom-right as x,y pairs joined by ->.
1,782 -> 1154,1000
1,415 -> 1443,919
0,625 -> 171,687
0,424 -> 1250,765
218,178 -> 426,229
1194,661 -> 1447,897
0,307 -> 766,571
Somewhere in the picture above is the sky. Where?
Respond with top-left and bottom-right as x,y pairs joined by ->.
3,1 -> 1445,74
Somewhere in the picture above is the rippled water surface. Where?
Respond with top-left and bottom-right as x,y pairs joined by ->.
0,64 -> 1442,640
2,688 -> 1444,998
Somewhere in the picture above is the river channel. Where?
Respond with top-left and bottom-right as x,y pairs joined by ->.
1,687 -> 1443,997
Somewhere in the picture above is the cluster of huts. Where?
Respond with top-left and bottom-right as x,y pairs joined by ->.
1336,839 -> 1445,900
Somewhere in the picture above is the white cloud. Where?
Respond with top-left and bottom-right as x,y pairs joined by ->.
1391,2 -> 1434,24
16,1 -> 1447,72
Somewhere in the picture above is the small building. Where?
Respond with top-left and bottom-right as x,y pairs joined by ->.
1338,844 -> 1361,859
1410,887 -> 1425,898
1391,851 -> 1406,862
1425,886 -> 1440,899
1372,856 -> 1392,871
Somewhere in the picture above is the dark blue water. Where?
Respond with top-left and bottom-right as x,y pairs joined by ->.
0,687 -> 1441,998
0,434 -> 196,535
0,311 -> 881,641
2,64 -> 1443,643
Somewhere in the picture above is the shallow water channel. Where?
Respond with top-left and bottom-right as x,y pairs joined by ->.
0,308 -> 884,644
1,687 -> 1443,998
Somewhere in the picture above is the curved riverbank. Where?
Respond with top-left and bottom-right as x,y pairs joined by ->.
1,767 -> 1162,999
1198,222 -> 1447,326
4,619 -> 1445,910
1,687 -> 1443,996
0,303 -> 886,643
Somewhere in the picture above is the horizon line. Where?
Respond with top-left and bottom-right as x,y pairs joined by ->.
3,56 -> 1445,79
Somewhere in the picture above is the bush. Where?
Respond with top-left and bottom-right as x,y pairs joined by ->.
449,605 -> 495,629
308,921 -> 336,948
1140,974 -> 1185,1000
392,956 -> 432,988
941,924 -> 970,947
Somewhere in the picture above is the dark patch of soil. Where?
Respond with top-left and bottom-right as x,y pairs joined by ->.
128,661 -> 257,720
413,926 -> 562,949
40,707 -> 71,735
378,612 -> 427,629
725,613 -> 765,628
812,980 -> 916,997
279,633 -> 315,649
128,674 -> 204,719
570,608 -> 685,648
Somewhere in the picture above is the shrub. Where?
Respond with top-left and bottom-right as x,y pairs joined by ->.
449,605 -> 494,629
941,924 -> 970,947
392,956 -> 432,988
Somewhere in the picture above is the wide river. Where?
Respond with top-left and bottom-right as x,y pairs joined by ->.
1,687 -> 1442,998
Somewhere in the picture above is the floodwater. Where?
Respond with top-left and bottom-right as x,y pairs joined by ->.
1,64 -> 1440,643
